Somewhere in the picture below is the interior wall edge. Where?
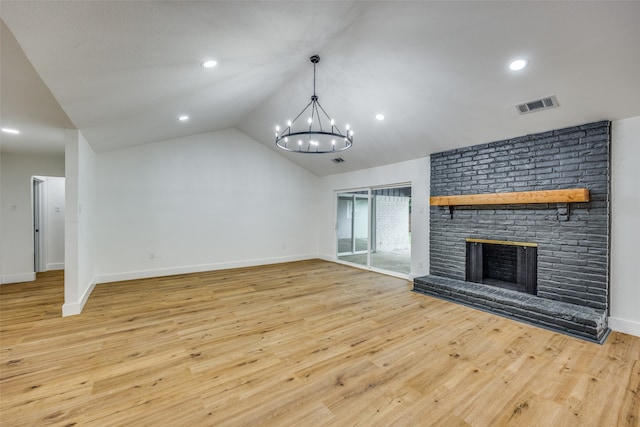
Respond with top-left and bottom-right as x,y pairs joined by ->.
61,276 -> 96,317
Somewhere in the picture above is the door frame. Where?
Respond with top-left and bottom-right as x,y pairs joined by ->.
335,183 -> 412,278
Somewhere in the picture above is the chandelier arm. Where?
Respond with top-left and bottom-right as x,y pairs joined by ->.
309,101 -> 319,133
289,100 -> 314,129
314,102 -> 323,132
309,101 -> 316,133
315,101 -> 338,133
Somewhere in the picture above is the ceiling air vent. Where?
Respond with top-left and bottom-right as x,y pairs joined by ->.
332,157 -> 345,163
516,95 -> 559,115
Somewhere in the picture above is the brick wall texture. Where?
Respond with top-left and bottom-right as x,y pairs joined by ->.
430,120 -> 610,311
374,195 -> 410,252
483,243 -> 518,283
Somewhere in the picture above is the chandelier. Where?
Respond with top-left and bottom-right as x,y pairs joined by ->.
275,55 -> 353,153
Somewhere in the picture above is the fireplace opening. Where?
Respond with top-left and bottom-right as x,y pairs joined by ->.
466,239 -> 537,295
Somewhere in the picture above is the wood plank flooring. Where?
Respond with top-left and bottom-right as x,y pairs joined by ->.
1,259 -> 638,426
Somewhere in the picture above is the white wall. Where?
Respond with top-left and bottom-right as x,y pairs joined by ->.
63,130 -> 97,316
94,128 -> 319,282
318,157 -> 430,277
0,152 -> 64,283
610,116 -> 640,337
0,151 -> 2,282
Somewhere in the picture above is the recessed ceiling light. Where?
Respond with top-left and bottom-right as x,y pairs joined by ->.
1,128 -> 20,134
201,60 -> 217,68
509,58 -> 528,71
178,115 -> 189,122
375,114 -> 385,121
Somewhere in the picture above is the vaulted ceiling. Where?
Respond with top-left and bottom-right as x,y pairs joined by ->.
2,1 -> 639,176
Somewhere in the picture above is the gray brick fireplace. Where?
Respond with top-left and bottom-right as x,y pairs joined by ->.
414,120 -> 611,342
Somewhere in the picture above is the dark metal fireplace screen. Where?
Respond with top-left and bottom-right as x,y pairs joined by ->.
465,238 -> 537,295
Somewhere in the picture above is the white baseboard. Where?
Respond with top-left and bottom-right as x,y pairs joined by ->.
62,278 -> 96,316
1,272 -> 36,285
47,263 -> 65,271
608,316 -> 640,338
95,254 -> 317,284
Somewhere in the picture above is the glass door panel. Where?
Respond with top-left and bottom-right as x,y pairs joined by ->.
336,196 -> 353,254
353,196 -> 369,252
370,186 -> 412,274
337,191 -> 368,267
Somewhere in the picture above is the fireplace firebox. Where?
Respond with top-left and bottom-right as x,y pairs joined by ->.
465,238 -> 537,295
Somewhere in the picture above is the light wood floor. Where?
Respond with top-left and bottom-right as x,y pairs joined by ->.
1,260 -> 638,426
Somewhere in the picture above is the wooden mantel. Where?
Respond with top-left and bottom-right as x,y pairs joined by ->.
430,188 -> 590,206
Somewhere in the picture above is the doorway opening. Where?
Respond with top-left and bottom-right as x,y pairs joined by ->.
32,176 -> 66,274
336,185 -> 411,275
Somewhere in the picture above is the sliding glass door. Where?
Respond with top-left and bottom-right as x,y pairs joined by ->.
336,185 -> 411,275
337,191 -> 369,267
